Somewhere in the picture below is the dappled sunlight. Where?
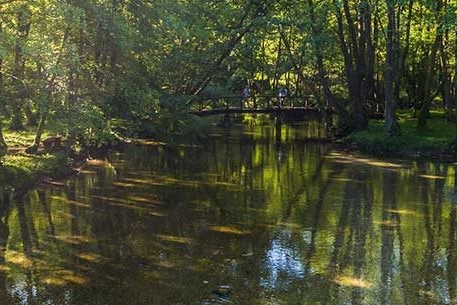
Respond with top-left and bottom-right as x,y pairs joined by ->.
326,153 -> 403,169
333,275 -> 373,288
276,222 -> 302,229
42,269 -> 89,286
45,180 -> 67,187
112,181 -> 136,188
120,176 -> 242,190
1,119 -> 455,305
75,252 -> 104,263
49,195 -> 91,208
374,220 -> 398,227
156,234 -> 193,245
209,225 -> 250,235
129,195 -> 164,205
79,169 -> 98,175
91,194 -> 165,213
52,235 -> 94,245
6,251 -> 33,268
385,209 -> 420,216
149,211 -> 167,217
330,177 -> 363,183
419,174 -> 446,180
86,159 -> 113,167
135,139 -> 166,146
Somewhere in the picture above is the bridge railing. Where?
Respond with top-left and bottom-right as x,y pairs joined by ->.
187,94 -> 316,113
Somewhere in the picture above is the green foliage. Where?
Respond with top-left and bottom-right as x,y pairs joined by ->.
0,0 -> 456,163
72,102 -> 115,148
347,112 -> 456,158
0,152 -> 71,190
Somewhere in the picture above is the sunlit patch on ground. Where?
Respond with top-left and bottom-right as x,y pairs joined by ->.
334,276 -> 372,288
6,251 -> 33,268
0,264 -> 10,272
209,226 -> 250,235
156,234 -> 193,244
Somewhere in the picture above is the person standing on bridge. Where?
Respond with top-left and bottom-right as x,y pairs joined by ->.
278,87 -> 288,108
242,87 -> 250,99
241,86 -> 251,109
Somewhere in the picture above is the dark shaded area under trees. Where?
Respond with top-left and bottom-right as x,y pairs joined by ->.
0,0 -> 456,160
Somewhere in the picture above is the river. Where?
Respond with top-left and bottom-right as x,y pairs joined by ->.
0,116 -> 456,305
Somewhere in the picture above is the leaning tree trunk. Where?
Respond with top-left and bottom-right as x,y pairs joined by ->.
385,0 -> 400,135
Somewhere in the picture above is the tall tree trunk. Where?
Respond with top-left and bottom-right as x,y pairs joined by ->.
0,22 -> 6,161
10,7 -> 30,131
27,26 -> 70,154
417,0 -> 443,130
333,0 -> 369,132
307,0 -> 335,133
452,25 -> 457,116
385,0 -> 400,135
363,0 -> 377,112
394,0 -> 413,104
440,31 -> 452,121
417,31 -> 441,130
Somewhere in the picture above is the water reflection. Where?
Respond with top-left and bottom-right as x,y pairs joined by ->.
0,117 -> 455,304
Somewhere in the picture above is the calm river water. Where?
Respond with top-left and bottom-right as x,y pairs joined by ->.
0,116 -> 457,305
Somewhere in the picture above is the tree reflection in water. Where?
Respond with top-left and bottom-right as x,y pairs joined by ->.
0,118 -> 454,304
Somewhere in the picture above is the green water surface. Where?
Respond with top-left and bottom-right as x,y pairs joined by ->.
0,117 -> 456,305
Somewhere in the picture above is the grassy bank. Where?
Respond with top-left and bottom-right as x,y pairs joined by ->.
0,130 -> 74,192
345,111 -> 457,160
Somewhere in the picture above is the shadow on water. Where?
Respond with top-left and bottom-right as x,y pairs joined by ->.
0,115 -> 456,304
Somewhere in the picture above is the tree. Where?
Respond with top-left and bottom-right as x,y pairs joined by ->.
385,0 -> 401,136
417,0 -> 443,130
10,3 -> 30,130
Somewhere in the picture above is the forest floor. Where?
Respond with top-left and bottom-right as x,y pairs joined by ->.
344,111 -> 457,161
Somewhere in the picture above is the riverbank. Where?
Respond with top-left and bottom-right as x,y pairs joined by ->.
344,111 -> 457,160
1,112 -> 456,194
0,130 -> 83,193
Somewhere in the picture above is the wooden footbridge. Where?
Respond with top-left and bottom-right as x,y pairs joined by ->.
187,94 -> 321,117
